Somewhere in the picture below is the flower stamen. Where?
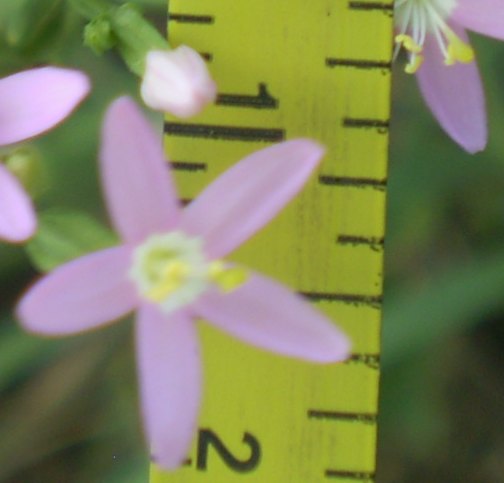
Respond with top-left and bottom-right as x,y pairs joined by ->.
395,33 -> 423,54
209,261 -> 248,293
395,34 -> 425,73
130,231 -> 248,313
443,27 -> 475,65
146,260 -> 191,302
394,0 -> 474,74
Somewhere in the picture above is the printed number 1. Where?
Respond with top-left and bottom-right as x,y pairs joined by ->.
196,429 -> 261,473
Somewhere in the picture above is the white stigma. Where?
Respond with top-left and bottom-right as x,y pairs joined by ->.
129,232 -> 209,314
394,0 -> 474,73
129,231 -> 248,314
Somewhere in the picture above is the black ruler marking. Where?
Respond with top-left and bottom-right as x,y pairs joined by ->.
165,122 -> 285,142
171,161 -> 207,172
326,58 -> 391,70
308,410 -> 377,424
217,83 -> 278,109
337,235 -> 384,251
325,469 -> 375,480
301,292 -> 382,309
319,175 -> 387,190
347,353 -> 380,369
169,13 -> 214,24
348,1 -> 393,12
200,52 -> 213,62
343,117 -> 389,133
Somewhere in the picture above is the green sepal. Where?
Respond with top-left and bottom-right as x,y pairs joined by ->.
83,14 -> 116,54
109,3 -> 168,75
25,209 -> 119,272
3,147 -> 49,200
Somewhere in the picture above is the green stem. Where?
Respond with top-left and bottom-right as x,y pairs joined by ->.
69,1 -> 171,76
67,0 -> 109,19
109,4 -> 169,75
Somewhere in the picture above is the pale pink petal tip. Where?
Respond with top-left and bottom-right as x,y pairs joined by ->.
461,130 -> 487,155
17,247 -> 136,335
0,67 -> 90,146
0,164 -> 36,242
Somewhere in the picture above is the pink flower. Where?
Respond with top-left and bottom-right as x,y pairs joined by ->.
17,97 -> 350,469
140,46 -> 217,118
395,0 -> 504,153
0,164 -> 36,243
0,67 -> 90,242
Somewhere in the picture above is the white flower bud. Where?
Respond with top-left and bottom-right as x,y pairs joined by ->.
140,46 -> 217,118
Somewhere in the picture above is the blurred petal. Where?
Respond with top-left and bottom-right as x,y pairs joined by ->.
453,0 -> 504,40
0,67 -> 90,146
417,29 -> 487,153
136,304 -> 200,469
18,246 -> 137,335
180,140 -> 324,259
101,97 -> 181,244
0,164 -> 36,242
195,271 -> 350,363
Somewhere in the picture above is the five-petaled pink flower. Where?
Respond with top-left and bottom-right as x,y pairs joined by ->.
17,97 -> 350,470
0,67 -> 90,242
395,0 -> 504,153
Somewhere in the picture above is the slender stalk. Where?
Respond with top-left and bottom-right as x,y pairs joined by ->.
67,0 -> 109,19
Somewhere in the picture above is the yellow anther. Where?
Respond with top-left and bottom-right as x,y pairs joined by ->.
444,28 -> 475,65
208,260 -> 225,278
146,261 -> 190,302
395,34 -> 422,54
208,261 -> 248,293
404,54 -> 424,74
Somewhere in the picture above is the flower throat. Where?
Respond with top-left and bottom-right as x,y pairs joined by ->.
394,0 -> 474,73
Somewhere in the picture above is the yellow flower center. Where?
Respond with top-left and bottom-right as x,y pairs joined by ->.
129,231 -> 248,313
394,0 -> 474,74
146,260 -> 191,302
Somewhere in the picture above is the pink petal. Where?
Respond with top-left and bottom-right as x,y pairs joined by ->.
17,246 -> 137,335
0,67 -> 90,146
101,97 -> 181,244
416,28 -> 487,153
180,140 -> 325,259
453,0 -> 504,40
194,271 -> 350,363
136,304 -> 200,470
0,164 -> 36,242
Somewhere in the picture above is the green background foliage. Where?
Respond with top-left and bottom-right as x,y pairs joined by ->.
0,2 -> 503,481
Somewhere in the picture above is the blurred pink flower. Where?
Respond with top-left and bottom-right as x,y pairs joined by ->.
0,164 -> 36,243
17,97 -> 350,469
141,46 -> 217,118
395,0 -> 504,153
0,67 -> 90,242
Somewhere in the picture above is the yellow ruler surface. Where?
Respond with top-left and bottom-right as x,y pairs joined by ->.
152,1 -> 392,481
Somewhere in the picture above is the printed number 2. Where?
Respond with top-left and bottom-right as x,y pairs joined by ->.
196,429 -> 261,473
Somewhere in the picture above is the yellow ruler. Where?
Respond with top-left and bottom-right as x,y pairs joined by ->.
151,0 -> 392,481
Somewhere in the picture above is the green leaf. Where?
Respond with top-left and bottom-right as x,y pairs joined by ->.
382,250 -> 504,366
25,209 -> 118,272
5,0 -> 68,54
